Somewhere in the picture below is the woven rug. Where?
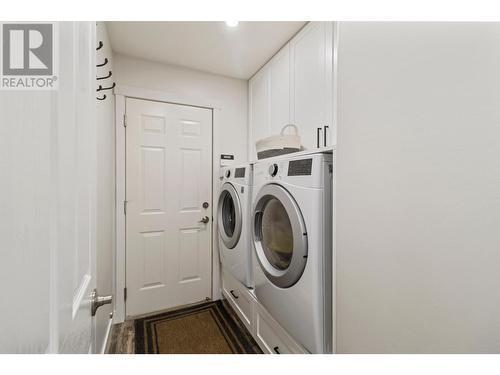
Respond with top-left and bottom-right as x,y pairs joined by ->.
134,300 -> 262,354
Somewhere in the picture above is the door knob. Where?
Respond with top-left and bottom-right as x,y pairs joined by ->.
90,288 -> 112,317
199,216 -> 210,224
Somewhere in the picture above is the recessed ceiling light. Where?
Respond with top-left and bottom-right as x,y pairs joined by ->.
225,21 -> 239,28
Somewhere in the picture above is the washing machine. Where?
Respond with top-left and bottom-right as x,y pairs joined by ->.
251,152 -> 333,353
217,164 -> 253,288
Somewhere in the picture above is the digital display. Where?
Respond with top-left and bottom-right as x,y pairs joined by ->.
288,158 -> 312,176
235,167 -> 246,178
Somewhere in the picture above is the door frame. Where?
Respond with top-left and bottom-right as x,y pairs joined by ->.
114,84 -> 222,323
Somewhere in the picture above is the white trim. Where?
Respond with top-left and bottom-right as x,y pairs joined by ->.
332,21 -> 338,147
114,94 -> 126,323
114,84 -> 223,111
211,108 -> 222,301
331,22 -> 338,354
100,316 -> 114,354
114,85 -> 222,322
48,76 -> 59,354
325,21 -> 334,147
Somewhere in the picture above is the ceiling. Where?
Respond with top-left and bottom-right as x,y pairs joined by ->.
107,21 -> 306,80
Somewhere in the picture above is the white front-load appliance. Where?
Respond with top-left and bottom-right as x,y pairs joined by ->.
217,164 -> 253,288
251,152 -> 333,353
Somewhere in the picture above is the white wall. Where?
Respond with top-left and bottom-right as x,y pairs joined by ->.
113,53 -> 248,164
112,53 -> 248,303
336,22 -> 500,353
95,22 -> 115,353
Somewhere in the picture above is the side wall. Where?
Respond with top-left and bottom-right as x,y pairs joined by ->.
336,22 -> 500,353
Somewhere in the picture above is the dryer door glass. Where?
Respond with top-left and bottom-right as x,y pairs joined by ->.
217,183 -> 242,249
222,193 -> 236,237
261,198 -> 293,270
253,184 -> 308,288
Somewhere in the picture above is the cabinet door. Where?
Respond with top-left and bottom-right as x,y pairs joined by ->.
254,303 -> 308,354
269,44 -> 291,137
221,270 -> 254,333
249,66 -> 270,159
290,22 -> 333,150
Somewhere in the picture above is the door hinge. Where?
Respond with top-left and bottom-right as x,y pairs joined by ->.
124,200 -> 128,215
124,287 -> 127,301
123,114 -> 127,127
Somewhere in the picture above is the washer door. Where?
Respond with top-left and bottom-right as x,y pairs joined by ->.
252,184 -> 308,288
218,182 -> 242,249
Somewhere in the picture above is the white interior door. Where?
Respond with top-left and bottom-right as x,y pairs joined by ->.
126,98 -> 213,317
56,21 -> 97,354
0,21 -> 97,353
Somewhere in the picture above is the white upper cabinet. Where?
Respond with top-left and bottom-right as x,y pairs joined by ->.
249,65 -> 270,158
248,22 -> 334,160
269,43 -> 291,137
290,22 -> 333,150
249,44 -> 291,159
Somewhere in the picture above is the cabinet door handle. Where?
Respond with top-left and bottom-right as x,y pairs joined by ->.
273,346 -> 281,354
323,125 -> 329,147
229,290 -> 239,299
316,127 -> 323,148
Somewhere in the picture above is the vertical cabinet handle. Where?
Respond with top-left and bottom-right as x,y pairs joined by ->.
273,346 -> 281,354
229,290 -> 239,299
316,127 -> 323,148
323,125 -> 329,147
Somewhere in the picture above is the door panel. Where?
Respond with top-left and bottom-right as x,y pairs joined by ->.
58,21 -> 97,354
269,44 -> 291,136
0,89 -> 52,353
290,22 -> 333,150
0,22 -> 97,353
249,67 -> 270,158
126,98 -> 212,317
141,231 -> 166,288
141,147 -> 165,212
179,229 -> 202,282
180,149 -> 202,210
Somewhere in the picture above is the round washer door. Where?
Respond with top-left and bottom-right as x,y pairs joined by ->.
252,183 -> 308,288
218,182 -> 242,249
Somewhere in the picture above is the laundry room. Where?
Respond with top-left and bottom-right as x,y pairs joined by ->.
105,20 -> 334,354
2,2 -> 500,374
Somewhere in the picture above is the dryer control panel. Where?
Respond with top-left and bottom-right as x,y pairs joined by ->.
287,158 -> 313,176
253,153 -> 332,189
219,164 -> 253,185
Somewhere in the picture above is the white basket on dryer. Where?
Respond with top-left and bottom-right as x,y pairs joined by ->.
255,124 -> 302,159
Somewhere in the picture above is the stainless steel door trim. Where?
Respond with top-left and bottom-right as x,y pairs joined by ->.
217,182 -> 243,249
252,183 -> 308,288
